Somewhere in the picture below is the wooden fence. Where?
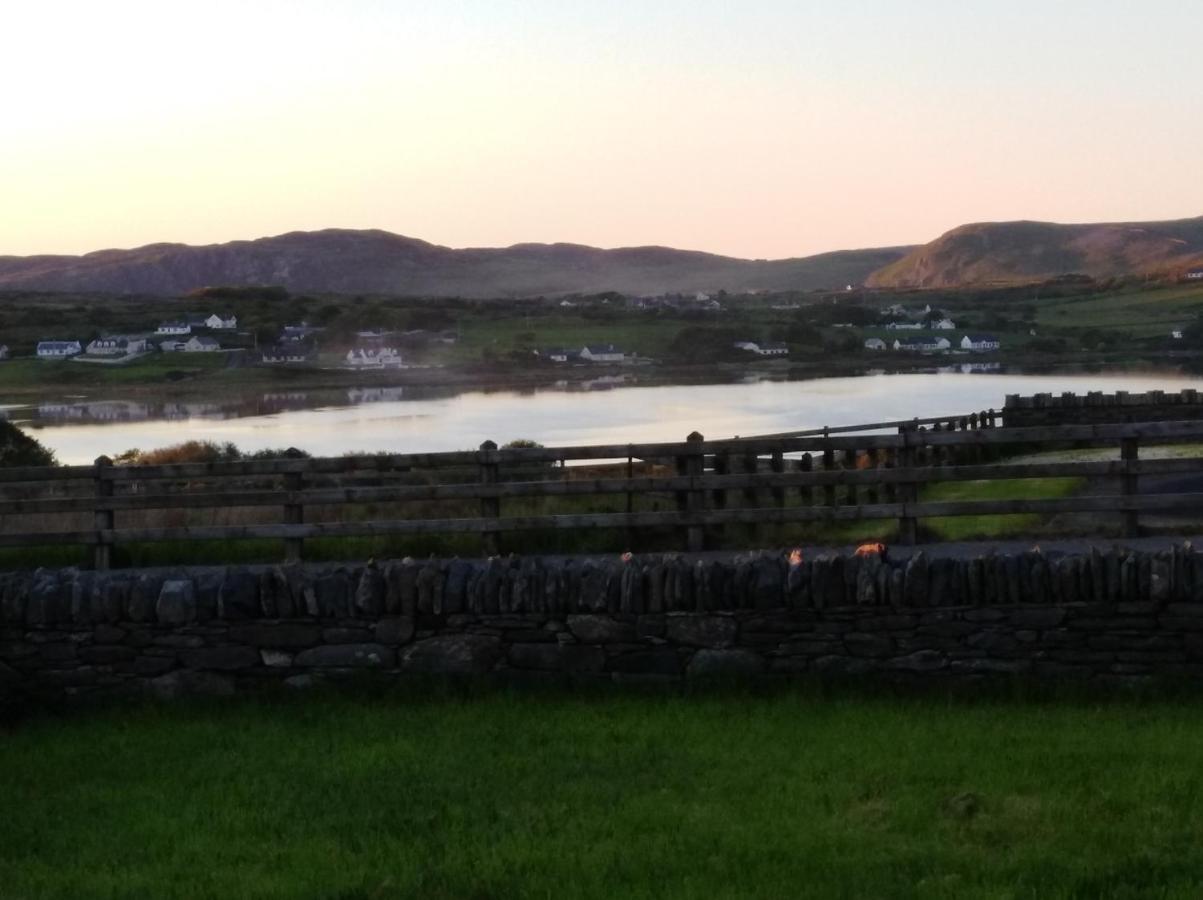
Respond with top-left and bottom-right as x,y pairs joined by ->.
3,415 -> 1203,568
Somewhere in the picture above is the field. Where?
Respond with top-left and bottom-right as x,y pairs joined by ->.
4,688 -> 1203,898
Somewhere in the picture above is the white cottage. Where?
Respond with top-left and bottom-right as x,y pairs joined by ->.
579,344 -> 624,363
344,347 -> 404,369
37,340 -> 82,358
863,338 -> 887,351
960,334 -> 1001,352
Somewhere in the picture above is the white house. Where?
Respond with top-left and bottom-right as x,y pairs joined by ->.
535,348 -> 574,363
579,344 -> 624,363
960,334 -> 1001,352
344,347 -> 404,369
156,321 -> 191,336
931,318 -> 956,330
893,337 -> 951,353
864,338 -> 887,351
1173,330 -> 1184,340
182,335 -> 221,352
159,339 -> 186,352
37,340 -> 82,358
204,313 -> 237,330
734,341 -> 789,357
86,336 -> 148,356
0,345 -> 9,361
1185,270 -> 1203,281
885,321 -> 923,331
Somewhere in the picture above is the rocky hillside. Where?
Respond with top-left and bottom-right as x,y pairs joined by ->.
867,216 -> 1203,288
0,230 -> 911,297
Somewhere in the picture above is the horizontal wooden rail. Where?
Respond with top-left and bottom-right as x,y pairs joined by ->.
1,416 -> 1203,566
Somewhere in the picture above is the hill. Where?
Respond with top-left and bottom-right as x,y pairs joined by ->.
0,230 -> 911,298
867,216 -> 1203,288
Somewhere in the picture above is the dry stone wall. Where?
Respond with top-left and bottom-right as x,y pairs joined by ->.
5,546 -> 1203,700
1003,389 -> 1203,427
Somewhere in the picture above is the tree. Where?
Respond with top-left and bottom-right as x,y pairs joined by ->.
0,421 -> 56,467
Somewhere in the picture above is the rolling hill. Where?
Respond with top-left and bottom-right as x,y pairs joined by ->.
867,216 -> 1203,288
0,230 -> 912,298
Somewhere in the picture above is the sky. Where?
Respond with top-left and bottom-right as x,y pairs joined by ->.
4,0 -> 1203,260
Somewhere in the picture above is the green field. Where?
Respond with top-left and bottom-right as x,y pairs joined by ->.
5,689 -> 1203,898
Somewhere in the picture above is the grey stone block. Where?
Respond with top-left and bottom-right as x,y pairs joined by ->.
156,580 -> 197,625
295,643 -> 395,668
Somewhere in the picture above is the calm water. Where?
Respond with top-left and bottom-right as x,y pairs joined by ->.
11,370 -> 1203,465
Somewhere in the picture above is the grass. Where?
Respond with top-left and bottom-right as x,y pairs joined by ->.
5,689 -> 1203,898
920,476 -> 1085,541
1035,282 -> 1203,336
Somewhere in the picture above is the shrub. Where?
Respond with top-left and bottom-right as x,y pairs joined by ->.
0,420 -> 56,467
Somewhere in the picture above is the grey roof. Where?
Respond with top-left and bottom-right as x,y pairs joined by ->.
584,344 -> 621,353
963,334 -> 999,342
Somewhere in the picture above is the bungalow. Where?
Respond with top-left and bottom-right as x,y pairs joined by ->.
885,321 -> 923,330
863,338 -> 887,351
86,335 -> 148,356
182,335 -> 221,352
261,344 -> 316,364
204,313 -> 238,330
734,341 -> 789,357
579,344 -> 625,363
960,334 -> 1001,352
1184,270 -> 1203,281
36,340 -> 82,358
535,348 -> 576,363
158,339 -> 186,352
893,337 -> 951,353
0,345 -> 9,360
931,318 -> 956,330
1172,330 -> 1184,340
344,347 -> 404,369
155,321 -> 191,336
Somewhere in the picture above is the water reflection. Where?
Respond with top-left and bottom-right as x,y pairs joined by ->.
11,370 -> 1203,464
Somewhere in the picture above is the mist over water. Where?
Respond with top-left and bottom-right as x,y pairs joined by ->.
13,371 -> 1203,465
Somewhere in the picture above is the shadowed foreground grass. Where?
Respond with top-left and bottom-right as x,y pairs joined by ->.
4,689 -> 1203,899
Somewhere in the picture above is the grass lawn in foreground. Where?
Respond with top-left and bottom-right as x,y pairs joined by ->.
4,689 -> 1203,899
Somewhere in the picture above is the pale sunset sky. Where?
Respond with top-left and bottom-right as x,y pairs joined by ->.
4,0 -> 1202,259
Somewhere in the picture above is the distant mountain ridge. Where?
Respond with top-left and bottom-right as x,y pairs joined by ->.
867,216 -> 1203,288
0,230 -> 912,297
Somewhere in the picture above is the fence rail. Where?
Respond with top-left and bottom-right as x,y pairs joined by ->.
4,414 -> 1203,568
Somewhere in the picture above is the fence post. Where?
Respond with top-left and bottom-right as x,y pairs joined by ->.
771,448 -> 786,509
897,427 -> 918,545
282,449 -> 305,563
675,431 -> 705,552
822,434 -> 836,509
799,453 -> 814,506
93,455 -> 113,571
479,440 -> 500,556
1121,435 -> 1140,538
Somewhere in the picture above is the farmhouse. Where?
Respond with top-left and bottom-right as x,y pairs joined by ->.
863,338 -> 887,351
960,334 -> 1001,352
893,337 -> 951,353
344,347 -> 404,369
535,348 -> 576,363
204,313 -> 238,330
86,336 -> 148,356
579,344 -> 625,363
155,321 -> 191,336
931,318 -> 956,330
182,335 -> 221,352
36,340 -> 82,358
261,344 -> 316,364
733,341 -> 789,357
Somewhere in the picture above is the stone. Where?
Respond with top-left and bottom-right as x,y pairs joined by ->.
566,614 -> 635,644
355,566 -> 386,616
131,655 -> 176,676
322,627 -> 373,644
228,623 -> 321,649
284,674 -> 317,689
260,649 -> 293,668
295,643 -> 395,668
178,645 -> 260,671
810,655 -> 876,676
443,560 -> 473,614
93,624 -> 126,644
608,648 -> 681,676
561,644 -> 606,673
156,579 -> 197,624
686,648 -> 765,677
887,650 -> 947,672
79,645 -> 136,664
314,571 -> 351,618
373,617 -> 416,646
1007,608 -> 1066,629
903,552 -> 929,608
385,560 -> 419,616
664,614 -> 738,648
149,670 -> 234,699
949,658 -> 1031,675
416,563 -> 445,615
218,570 -> 259,619
844,632 -> 893,658
400,635 -> 501,674
508,642 -> 563,670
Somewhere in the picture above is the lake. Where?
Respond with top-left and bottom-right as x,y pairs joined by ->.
11,369 -> 1203,464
